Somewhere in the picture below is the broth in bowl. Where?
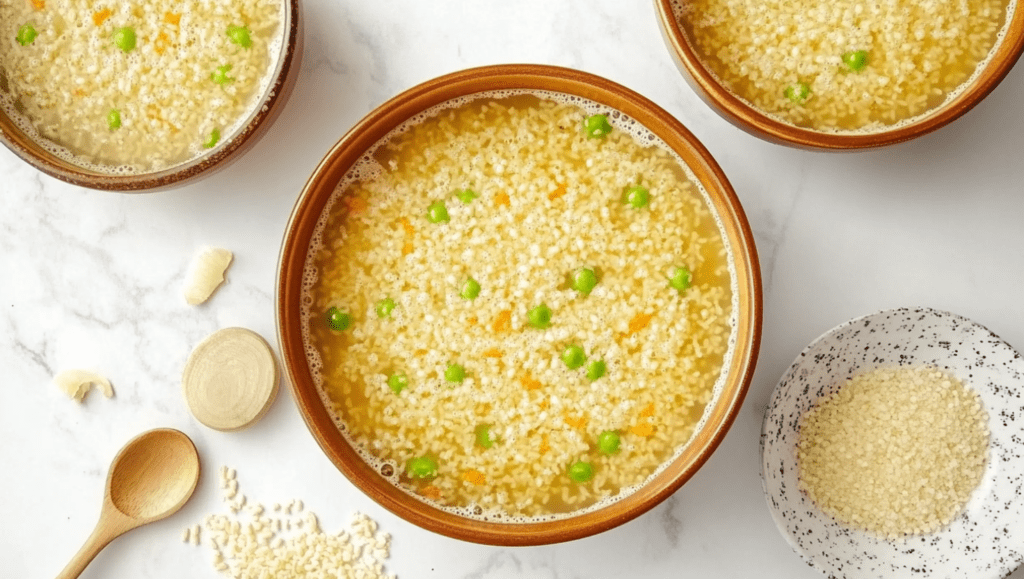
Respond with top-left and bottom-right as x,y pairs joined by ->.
0,0 -> 284,174
278,65 -> 761,544
303,92 -> 736,520
672,0 -> 1014,133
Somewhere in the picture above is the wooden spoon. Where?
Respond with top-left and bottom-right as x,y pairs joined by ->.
56,428 -> 200,579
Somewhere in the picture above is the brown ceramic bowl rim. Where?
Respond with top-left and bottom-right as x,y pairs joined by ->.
0,0 -> 301,192
654,0 -> 1024,150
276,64 -> 763,545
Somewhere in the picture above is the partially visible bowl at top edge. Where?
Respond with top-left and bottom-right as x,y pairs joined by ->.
654,0 -> 1024,150
0,0 -> 302,192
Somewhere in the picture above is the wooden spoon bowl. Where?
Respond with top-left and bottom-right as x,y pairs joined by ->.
57,428 -> 200,579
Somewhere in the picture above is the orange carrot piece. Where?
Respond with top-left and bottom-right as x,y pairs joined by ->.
164,11 -> 181,25
519,374 -> 543,391
494,192 -> 510,207
539,434 -> 550,455
413,349 -> 428,357
154,31 -> 170,54
630,423 -> 655,437
547,183 -> 567,201
467,316 -> 478,326
30,0 -> 45,10
146,105 -> 180,133
419,486 -> 442,500
402,242 -> 414,255
462,470 -> 487,486
563,413 -> 587,430
343,196 -> 367,214
398,217 -> 415,236
481,348 -> 502,358
92,8 -> 112,25
640,403 -> 655,418
626,312 -> 655,337
493,310 -> 512,332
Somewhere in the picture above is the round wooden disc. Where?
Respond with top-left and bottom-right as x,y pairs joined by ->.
182,327 -> 279,431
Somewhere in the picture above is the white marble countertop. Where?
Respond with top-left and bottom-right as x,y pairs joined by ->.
4,1 -> 1024,578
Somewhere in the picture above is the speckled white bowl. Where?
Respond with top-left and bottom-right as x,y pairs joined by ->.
761,307 -> 1024,579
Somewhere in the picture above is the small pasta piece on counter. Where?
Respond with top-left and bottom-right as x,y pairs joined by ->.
183,247 -> 234,305
54,369 -> 114,402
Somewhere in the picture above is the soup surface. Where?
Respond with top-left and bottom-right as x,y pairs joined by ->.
674,0 -> 1012,132
304,93 -> 736,519
0,0 -> 281,173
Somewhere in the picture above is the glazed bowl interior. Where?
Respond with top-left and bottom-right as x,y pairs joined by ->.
0,0 -> 302,192
762,307 -> 1024,578
654,0 -> 1024,149
277,64 -> 762,545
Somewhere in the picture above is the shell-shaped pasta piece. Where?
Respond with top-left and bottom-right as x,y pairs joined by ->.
184,247 -> 234,305
54,369 -> 114,402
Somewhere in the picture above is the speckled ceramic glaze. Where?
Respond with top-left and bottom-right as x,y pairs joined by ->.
761,307 -> 1024,578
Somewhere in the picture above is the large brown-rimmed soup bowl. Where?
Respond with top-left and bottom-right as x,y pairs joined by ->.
277,64 -> 762,545
655,0 -> 1024,150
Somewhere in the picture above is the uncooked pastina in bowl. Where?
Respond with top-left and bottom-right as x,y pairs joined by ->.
277,64 -> 762,545
0,0 -> 302,191
655,0 -> 1024,149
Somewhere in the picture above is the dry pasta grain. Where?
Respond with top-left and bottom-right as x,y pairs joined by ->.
192,467 -> 395,579
797,366 -> 989,538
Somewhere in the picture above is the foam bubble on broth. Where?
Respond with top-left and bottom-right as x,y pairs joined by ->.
670,0 -> 1017,134
299,89 -> 740,523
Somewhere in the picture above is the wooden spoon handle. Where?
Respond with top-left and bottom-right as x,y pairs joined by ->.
55,521 -> 118,579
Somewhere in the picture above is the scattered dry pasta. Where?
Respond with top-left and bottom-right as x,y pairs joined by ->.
189,466 -> 395,579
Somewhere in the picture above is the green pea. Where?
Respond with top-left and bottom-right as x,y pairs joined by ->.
842,50 -> 869,72
568,461 -> 593,483
107,109 -> 122,130
112,27 -> 136,53
326,306 -> 351,331
406,456 -> 438,479
586,359 -> 606,381
16,24 -> 38,46
427,201 -> 449,223
668,266 -> 692,292
583,114 -> 612,139
597,430 -> 621,454
211,64 -> 233,85
527,303 -> 552,329
455,188 -> 478,204
387,372 -> 408,395
460,278 -> 480,300
203,128 -> 220,149
445,363 -> 466,383
784,82 -> 811,104
475,424 -> 496,449
571,267 -> 598,295
561,344 -> 587,370
376,297 -> 396,319
623,185 -> 649,209
226,25 -> 253,48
